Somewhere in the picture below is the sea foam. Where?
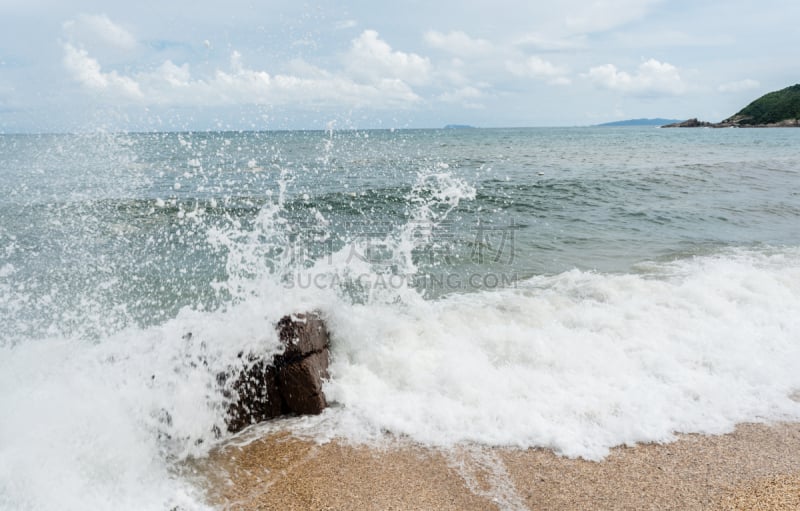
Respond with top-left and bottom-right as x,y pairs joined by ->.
3,247 -> 799,510
319,248 -> 800,460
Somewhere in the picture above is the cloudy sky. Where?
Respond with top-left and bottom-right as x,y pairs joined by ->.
1,0 -> 797,132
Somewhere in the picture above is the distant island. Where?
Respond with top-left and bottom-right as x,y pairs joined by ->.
596,118 -> 681,127
595,117 -> 680,128
443,124 -> 476,129
663,84 -> 800,128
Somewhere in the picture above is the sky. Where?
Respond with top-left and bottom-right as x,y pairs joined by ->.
0,0 -> 798,132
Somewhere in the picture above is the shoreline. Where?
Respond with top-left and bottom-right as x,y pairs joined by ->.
661,117 -> 800,128
194,421 -> 800,510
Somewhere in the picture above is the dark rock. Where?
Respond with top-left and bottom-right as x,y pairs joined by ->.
662,84 -> 800,129
661,118 -> 713,128
277,350 -> 330,415
222,312 -> 331,433
224,359 -> 285,433
662,116 -> 800,128
276,313 -> 330,361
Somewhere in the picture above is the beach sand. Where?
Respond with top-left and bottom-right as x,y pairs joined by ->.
195,422 -> 800,510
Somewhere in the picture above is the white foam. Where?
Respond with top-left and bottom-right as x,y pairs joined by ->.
320,248 -> 800,460
0,295 -> 299,510
445,445 -> 528,511
3,155 -> 800,509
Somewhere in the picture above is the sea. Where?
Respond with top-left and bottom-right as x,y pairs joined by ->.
1,126 -> 800,510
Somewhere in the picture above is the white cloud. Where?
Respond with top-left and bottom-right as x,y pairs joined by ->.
62,14 -> 137,50
506,56 -> 571,85
434,58 -> 471,87
58,22 -> 434,111
424,30 -> 494,56
62,43 -> 421,109
200,51 -> 420,108
585,58 -> 686,95
285,58 -> 330,79
718,79 -> 760,93
152,60 -> 192,87
344,30 -> 431,86
62,43 -> 143,99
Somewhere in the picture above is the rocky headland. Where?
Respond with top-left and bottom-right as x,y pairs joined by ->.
663,84 -> 800,128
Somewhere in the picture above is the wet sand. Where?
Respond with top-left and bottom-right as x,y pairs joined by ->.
196,422 -> 800,510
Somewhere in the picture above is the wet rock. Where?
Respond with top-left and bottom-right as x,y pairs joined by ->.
223,312 -> 331,433
224,359 -> 284,433
276,313 -> 330,361
277,350 -> 330,415
661,118 -> 714,128
662,116 -> 800,129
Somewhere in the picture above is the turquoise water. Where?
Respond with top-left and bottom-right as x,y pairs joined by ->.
1,127 -> 800,510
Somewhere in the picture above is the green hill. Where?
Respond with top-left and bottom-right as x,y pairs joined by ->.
724,84 -> 800,125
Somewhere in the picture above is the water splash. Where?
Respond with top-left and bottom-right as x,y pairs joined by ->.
3,128 -> 800,510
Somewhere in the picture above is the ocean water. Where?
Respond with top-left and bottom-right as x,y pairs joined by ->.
1,127 -> 800,509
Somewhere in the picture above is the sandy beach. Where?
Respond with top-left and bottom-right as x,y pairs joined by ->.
195,421 -> 800,510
